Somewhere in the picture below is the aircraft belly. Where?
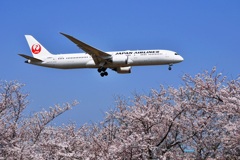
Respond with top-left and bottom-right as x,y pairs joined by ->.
60,60 -> 88,69
39,60 -> 89,69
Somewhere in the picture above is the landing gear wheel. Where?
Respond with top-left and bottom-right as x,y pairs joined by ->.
98,67 -> 108,77
102,68 -> 107,72
100,71 -> 108,77
168,66 -> 172,70
98,67 -> 107,73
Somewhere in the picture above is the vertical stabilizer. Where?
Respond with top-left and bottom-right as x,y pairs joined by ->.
25,35 -> 53,59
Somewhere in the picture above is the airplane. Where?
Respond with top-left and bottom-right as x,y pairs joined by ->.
19,33 -> 184,77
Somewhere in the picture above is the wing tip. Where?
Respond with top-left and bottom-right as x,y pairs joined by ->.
60,32 -> 69,37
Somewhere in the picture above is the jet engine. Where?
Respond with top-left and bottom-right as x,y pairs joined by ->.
114,66 -> 131,74
111,55 -> 128,65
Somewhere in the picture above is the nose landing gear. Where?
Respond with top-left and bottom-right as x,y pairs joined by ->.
168,64 -> 173,70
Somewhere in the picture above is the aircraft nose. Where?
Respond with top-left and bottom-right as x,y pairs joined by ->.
174,55 -> 184,63
179,55 -> 184,62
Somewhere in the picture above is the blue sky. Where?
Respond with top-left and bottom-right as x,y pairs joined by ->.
1,1 -> 239,125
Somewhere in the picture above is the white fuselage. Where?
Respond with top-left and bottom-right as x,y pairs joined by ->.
29,49 -> 183,69
20,33 -> 184,76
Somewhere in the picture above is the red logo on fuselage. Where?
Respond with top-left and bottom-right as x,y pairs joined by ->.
31,44 -> 41,54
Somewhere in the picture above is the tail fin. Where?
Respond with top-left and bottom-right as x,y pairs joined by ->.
25,35 -> 53,59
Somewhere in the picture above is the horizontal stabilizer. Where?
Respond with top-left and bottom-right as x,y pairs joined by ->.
18,54 -> 43,62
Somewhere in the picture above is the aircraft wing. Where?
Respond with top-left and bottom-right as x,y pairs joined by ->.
60,32 -> 112,65
18,54 -> 43,62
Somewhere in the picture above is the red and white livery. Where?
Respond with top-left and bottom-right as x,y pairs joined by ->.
19,33 -> 184,77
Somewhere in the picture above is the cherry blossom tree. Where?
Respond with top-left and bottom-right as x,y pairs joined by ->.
0,81 -> 78,159
0,68 -> 239,159
98,68 -> 239,159
179,68 -> 240,159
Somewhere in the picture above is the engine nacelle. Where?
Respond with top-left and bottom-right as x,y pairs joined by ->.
111,55 -> 128,65
115,66 -> 131,74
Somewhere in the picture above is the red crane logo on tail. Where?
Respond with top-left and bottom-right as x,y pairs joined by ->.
31,44 -> 41,54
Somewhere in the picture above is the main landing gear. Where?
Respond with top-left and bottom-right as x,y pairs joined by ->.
98,67 -> 108,77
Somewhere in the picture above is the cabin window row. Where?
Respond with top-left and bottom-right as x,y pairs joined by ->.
64,57 -> 88,59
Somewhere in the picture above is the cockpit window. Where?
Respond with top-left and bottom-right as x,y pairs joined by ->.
175,53 -> 178,55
